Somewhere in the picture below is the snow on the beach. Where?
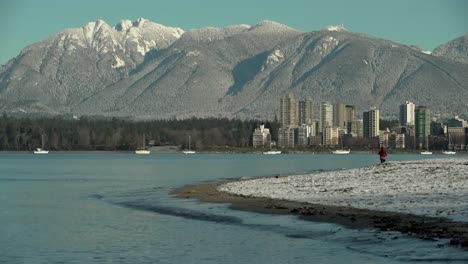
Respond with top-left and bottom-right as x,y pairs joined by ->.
218,158 -> 468,221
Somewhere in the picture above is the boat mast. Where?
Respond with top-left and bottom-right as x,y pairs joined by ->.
41,134 -> 46,149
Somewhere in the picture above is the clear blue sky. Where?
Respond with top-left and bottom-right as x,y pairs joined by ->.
0,0 -> 467,65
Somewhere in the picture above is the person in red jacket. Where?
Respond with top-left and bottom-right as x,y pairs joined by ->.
378,146 -> 387,163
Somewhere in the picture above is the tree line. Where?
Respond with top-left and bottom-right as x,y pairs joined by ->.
0,115 -> 279,151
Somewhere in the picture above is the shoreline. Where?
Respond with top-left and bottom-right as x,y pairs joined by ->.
173,176 -> 468,249
1,149 -> 467,154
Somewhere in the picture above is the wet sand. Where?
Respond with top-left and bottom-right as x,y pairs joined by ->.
172,178 -> 468,249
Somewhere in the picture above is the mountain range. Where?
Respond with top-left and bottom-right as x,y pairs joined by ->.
1,18 -> 467,120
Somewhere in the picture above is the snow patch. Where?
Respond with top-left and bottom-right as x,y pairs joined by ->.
323,25 -> 347,32
325,36 -> 339,46
111,55 -> 125,68
266,49 -> 284,64
218,158 -> 468,222
171,29 -> 183,39
262,49 -> 284,71
314,36 -> 339,58
144,39 -> 156,49
133,40 -> 146,56
186,50 -> 200,57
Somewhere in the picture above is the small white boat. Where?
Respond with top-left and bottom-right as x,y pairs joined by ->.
183,135 -> 196,154
442,151 -> 456,155
333,136 -> 350,154
135,149 -> 151,155
33,148 -> 49,154
135,134 -> 151,154
332,149 -> 350,154
442,134 -> 456,154
263,150 -> 281,155
34,135 -> 49,154
420,135 -> 432,155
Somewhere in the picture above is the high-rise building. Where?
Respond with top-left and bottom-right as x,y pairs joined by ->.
363,109 -> 380,139
310,121 -> 317,137
296,124 -> 311,146
319,102 -> 333,133
447,127 -> 466,148
399,101 -> 415,127
415,106 -> 431,149
252,125 -> 271,148
345,105 -> 356,133
298,97 -> 313,126
279,93 -> 298,129
333,102 -> 346,129
278,128 -> 295,148
345,105 -> 356,122
390,132 -> 405,149
323,126 -> 339,146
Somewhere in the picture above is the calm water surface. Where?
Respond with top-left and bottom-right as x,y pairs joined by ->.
1,153 -> 466,263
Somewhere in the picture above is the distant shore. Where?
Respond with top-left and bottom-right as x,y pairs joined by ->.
173,158 -> 468,249
2,148 -> 467,155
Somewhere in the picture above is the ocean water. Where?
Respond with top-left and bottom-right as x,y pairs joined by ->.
0,153 -> 466,264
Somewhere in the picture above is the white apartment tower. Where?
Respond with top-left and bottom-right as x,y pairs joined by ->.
252,125 -> 271,148
399,101 -> 415,127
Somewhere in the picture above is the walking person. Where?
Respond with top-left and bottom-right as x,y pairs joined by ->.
378,146 -> 387,163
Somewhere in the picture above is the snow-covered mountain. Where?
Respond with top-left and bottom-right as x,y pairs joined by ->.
0,18 -> 183,114
0,19 -> 467,119
433,34 -> 468,64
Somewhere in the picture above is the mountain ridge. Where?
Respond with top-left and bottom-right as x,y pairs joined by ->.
0,19 -> 467,120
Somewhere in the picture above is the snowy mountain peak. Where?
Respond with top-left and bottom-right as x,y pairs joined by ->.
227,24 -> 251,30
115,19 -> 133,31
323,25 -> 348,32
249,20 -> 298,33
114,18 -> 150,31
180,24 -> 249,42
133,18 -> 148,27
433,34 -> 468,64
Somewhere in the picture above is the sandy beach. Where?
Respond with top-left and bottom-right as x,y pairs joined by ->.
173,158 -> 468,248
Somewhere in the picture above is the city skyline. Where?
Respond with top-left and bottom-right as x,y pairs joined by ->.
274,93 -> 467,150
1,0 -> 467,64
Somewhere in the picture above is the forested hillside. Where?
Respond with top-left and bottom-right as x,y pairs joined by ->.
0,115 -> 278,151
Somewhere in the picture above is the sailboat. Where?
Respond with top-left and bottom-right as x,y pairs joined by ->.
442,133 -> 456,155
420,135 -> 432,155
263,150 -> 282,154
135,134 -> 151,154
34,134 -> 49,154
263,135 -> 281,154
183,135 -> 196,154
332,135 -> 350,154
